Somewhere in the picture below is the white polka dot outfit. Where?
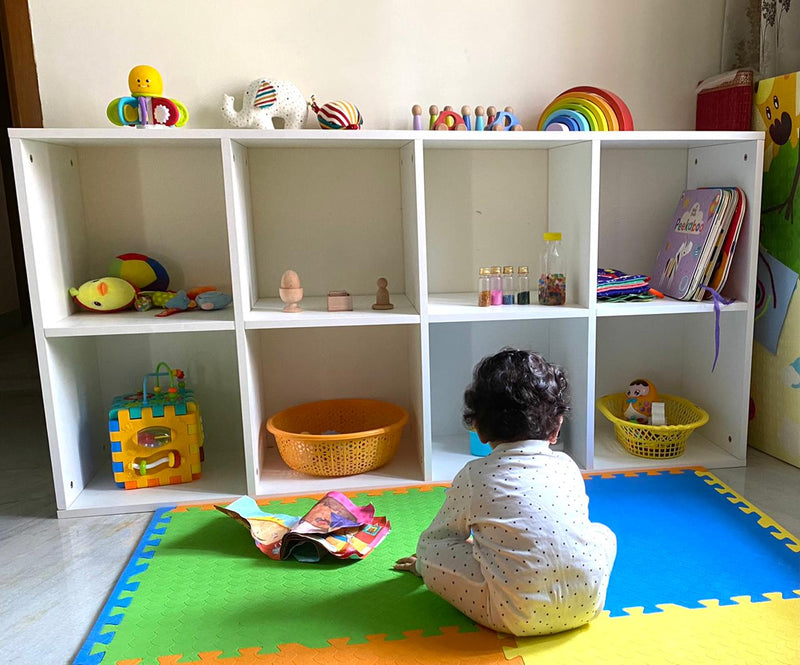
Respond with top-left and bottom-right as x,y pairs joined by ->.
416,439 -> 616,636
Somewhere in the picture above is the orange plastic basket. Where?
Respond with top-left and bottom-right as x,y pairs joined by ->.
596,393 -> 709,459
265,398 -> 409,477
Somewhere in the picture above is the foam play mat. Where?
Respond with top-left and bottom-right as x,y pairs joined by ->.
75,468 -> 799,664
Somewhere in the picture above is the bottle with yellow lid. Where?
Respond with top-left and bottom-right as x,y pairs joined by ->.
477,267 -> 491,306
538,232 -> 566,305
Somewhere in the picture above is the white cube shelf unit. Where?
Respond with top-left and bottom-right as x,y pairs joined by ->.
9,128 -> 763,517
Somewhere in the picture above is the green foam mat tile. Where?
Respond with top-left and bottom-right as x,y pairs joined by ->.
76,486 -> 477,664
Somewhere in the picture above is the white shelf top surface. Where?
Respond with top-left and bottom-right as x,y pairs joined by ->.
256,441 -> 425,497
428,293 -> 588,322
44,309 -> 235,337
593,420 -> 745,471
246,294 -> 420,329
59,456 -> 247,517
596,298 -> 749,317
9,128 -> 764,151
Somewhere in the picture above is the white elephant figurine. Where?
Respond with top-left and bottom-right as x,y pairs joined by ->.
221,78 -> 307,129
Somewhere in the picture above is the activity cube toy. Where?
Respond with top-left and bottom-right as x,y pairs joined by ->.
108,363 -> 204,489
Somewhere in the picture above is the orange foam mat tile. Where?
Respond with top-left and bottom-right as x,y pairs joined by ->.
117,625 -> 520,664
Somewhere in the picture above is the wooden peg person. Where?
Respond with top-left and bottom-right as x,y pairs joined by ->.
412,104 -> 423,130
475,105 -> 485,131
487,106 -> 497,126
372,277 -> 394,310
461,105 -> 472,131
429,105 -> 438,130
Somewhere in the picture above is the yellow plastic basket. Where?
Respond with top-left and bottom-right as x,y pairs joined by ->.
265,398 -> 409,477
596,393 -> 709,459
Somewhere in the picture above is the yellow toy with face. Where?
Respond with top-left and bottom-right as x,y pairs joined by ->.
128,65 -> 163,97
107,65 -> 188,127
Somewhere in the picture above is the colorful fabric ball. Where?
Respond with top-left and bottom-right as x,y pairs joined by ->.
109,253 -> 169,291
314,100 -> 363,130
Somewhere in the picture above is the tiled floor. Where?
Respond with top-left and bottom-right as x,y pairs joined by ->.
1,325 -> 798,665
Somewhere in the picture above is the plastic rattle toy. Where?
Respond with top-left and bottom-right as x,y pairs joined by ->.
107,65 -> 188,128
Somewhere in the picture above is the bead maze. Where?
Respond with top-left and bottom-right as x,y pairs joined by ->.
108,363 -> 204,489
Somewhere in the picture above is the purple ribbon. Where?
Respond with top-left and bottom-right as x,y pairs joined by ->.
698,286 -> 735,372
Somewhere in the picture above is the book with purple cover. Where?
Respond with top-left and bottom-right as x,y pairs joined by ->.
651,188 -> 730,300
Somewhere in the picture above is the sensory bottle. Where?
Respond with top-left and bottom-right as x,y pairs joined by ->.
538,233 -> 566,305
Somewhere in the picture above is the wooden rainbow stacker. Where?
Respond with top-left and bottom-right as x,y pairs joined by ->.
108,363 -> 204,490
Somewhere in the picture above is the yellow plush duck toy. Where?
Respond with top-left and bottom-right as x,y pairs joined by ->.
624,378 -> 659,425
69,277 -> 136,313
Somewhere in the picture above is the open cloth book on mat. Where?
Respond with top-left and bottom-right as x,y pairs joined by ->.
215,491 -> 391,562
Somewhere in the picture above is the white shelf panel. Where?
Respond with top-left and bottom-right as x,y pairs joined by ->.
596,298 -> 749,317
597,131 -> 762,149
592,419 -> 745,472
10,129 -> 760,517
429,434 -> 568,482
245,295 -> 420,329
57,456 -> 246,518
428,293 -> 589,322
430,434 -> 475,482
256,437 -> 424,497
9,127 -> 225,148
44,310 -> 235,337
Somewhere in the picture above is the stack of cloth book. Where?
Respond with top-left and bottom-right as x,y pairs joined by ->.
597,268 -> 661,302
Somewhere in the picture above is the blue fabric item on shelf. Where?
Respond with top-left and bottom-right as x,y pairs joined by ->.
597,268 -> 655,300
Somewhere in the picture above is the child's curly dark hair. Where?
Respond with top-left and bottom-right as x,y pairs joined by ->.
463,348 -> 570,443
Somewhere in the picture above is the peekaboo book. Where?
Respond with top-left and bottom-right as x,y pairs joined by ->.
651,188 -> 729,300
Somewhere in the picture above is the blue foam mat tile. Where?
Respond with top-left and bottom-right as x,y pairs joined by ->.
586,469 -> 800,616
73,506 -> 175,665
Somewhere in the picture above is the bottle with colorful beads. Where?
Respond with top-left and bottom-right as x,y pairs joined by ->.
516,266 -> 530,304
477,267 -> 491,307
538,232 -> 566,305
502,266 -> 515,304
489,266 -> 503,305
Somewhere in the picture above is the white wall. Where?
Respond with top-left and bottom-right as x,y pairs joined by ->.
28,0 -> 726,131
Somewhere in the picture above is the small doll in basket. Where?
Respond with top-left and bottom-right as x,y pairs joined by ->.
624,379 -> 659,425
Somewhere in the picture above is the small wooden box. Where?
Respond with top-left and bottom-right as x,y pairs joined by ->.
327,290 -> 353,311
